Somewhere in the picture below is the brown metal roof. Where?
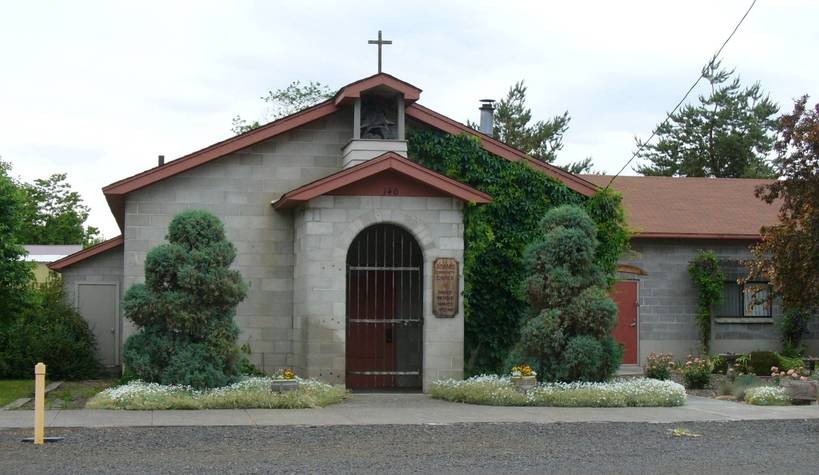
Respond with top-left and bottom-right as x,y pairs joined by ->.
47,235 -> 124,271
581,175 -> 780,239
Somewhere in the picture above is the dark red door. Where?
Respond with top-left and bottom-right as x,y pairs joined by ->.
346,224 -> 423,390
611,280 -> 638,365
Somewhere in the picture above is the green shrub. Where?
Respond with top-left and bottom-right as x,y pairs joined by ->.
0,278 -> 100,380
645,352 -> 674,380
710,355 -> 727,374
513,206 -> 622,382
780,309 -> 811,357
776,353 -> 805,372
749,351 -> 780,376
681,356 -> 711,389
688,250 -> 724,353
745,386 -> 790,406
408,131 -> 628,375
122,210 -> 247,389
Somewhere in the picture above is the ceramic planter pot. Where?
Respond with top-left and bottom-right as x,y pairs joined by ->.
510,375 -> 537,392
271,379 -> 299,393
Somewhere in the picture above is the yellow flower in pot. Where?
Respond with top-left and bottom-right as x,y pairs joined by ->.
510,365 -> 537,392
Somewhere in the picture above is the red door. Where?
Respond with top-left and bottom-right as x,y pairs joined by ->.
611,280 -> 638,365
346,271 -> 396,389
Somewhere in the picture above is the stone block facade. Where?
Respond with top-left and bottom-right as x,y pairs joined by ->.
122,110 -> 352,372
293,195 -> 465,390
621,238 -> 819,365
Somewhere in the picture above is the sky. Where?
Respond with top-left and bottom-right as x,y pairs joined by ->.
1,0 -> 817,237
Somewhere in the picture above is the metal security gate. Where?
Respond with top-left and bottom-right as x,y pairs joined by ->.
346,224 -> 423,390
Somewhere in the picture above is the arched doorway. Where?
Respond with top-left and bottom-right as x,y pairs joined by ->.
346,223 -> 423,390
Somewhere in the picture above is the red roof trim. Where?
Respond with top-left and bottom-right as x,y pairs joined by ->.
333,73 -> 421,106
274,152 -> 491,209
47,235 -> 124,271
405,103 -> 599,197
633,232 -> 761,240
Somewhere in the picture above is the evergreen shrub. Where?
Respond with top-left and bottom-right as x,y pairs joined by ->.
512,205 -> 623,382
407,130 -> 628,375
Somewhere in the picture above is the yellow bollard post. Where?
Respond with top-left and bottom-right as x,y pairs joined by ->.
34,362 -> 45,445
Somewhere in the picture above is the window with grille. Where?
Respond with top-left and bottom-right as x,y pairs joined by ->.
715,281 -> 772,317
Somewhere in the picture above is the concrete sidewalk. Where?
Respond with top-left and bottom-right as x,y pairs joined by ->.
1,394 -> 817,429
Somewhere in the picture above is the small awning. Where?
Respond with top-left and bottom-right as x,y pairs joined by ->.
273,152 -> 491,209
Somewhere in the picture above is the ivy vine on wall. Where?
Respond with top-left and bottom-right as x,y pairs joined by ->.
688,250 -> 725,354
407,129 -> 629,374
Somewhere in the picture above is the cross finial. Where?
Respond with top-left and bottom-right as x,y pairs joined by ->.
368,30 -> 392,73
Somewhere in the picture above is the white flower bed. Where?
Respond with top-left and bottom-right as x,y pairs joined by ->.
87,377 -> 347,410
744,386 -> 791,406
430,375 -> 686,407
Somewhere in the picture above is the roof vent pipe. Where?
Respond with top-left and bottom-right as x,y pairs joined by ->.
158,155 -> 165,167
479,99 -> 495,136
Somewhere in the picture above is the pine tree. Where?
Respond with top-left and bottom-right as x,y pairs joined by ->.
122,210 -> 247,388
512,205 -> 622,382
635,61 -> 779,178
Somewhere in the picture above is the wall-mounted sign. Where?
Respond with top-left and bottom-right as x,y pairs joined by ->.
433,258 -> 459,317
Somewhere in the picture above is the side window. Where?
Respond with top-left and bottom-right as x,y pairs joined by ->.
714,281 -> 772,317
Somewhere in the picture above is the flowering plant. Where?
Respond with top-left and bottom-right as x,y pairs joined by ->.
681,355 -> 711,389
645,352 -> 674,380
280,368 -> 296,380
770,366 -> 811,383
510,365 -> 536,377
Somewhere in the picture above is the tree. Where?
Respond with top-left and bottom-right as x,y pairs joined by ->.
635,61 -> 779,178
0,159 -> 33,324
512,205 -> 622,382
747,96 -> 819,351
16,173 -> 101,246
232,81 -> 334,134
121,210 -> 248,388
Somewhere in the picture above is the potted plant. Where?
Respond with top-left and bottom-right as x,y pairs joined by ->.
271,368 -> 299,392
510,365 -> 537,392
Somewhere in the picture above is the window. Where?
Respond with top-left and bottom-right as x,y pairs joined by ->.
715,282 -> 772,318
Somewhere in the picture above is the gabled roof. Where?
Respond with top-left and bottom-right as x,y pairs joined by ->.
273,152 -> 491,209
582,175 -> 779,240
102,72 -> 598,230
48,235 -> 124,271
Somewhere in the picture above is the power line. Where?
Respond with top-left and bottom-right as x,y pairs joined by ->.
606,0 -> 758,189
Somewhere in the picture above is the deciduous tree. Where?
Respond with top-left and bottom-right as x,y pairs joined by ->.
747,96 -> 819,350
232,81 -> 333,134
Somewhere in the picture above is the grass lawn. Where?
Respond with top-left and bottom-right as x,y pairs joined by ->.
0,380 -> 34,407
17,379 -> 116,410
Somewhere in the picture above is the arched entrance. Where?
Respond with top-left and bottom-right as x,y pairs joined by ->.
346,223 -> 423,390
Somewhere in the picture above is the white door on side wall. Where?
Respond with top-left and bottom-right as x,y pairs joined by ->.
76,283 -> 119,366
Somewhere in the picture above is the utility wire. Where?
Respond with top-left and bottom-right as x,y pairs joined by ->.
606,0 -> 758,189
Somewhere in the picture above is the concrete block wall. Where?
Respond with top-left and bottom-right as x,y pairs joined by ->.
122,109 -> 353,373
621,238 -> 819,365
61,246 -> 124,308
293,195 -> 465,390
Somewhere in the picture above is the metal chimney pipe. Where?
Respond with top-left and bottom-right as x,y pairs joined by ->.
158,155 -> 165,166
479,99 -> 495,135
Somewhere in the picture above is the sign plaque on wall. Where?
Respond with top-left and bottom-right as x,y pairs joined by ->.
433,258 -> 459,317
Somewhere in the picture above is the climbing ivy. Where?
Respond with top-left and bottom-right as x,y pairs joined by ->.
688,250 -> 725,354
407,129 -> 628,374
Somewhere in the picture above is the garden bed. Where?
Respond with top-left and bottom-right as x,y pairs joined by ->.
86,377 -> 347,410
430,376 -> 686,407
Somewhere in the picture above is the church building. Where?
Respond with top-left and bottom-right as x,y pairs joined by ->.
49,39 -> 809,389
48,69 -> 599,391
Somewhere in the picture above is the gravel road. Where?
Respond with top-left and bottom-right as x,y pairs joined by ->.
2,420 -> 817,474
